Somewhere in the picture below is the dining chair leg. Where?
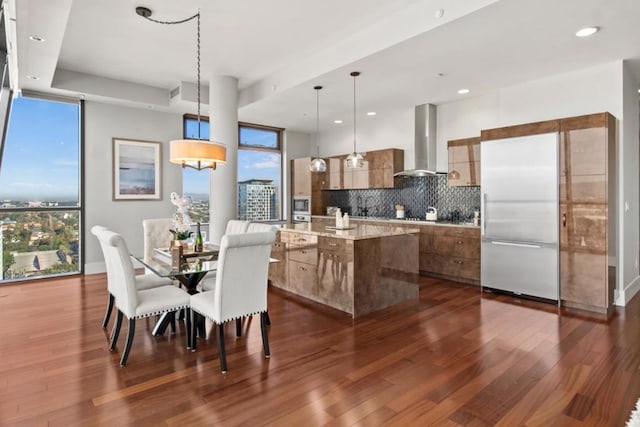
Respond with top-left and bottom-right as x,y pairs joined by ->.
120,318 -> 136,366
185,308 -> 192,349
236,318 -> 242,337
260,312 -> 270,358
190,311 -> 198,351
216,323 -> 227,373
102,293 -> 114,328
110,310 -> 123,351
169,312 -> 177,333
265,311 -> 271,326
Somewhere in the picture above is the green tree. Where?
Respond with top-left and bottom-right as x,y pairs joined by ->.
2,250 -> 14,273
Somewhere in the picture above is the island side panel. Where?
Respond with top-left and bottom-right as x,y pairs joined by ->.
353,233 -> 420,317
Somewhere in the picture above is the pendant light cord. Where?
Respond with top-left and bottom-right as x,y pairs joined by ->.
353,73 -> 357,153
316,86 -> 320,157
139,11 -> 202,140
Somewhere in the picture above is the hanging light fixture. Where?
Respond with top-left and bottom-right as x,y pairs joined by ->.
309,85 -> 327,172
136,7 -> 226,170
345,71 -> 365,168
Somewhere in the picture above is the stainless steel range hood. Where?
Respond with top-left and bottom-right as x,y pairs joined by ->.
394,103 -> 437,177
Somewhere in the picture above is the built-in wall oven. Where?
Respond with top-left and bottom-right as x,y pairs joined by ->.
292,195 -> 311,222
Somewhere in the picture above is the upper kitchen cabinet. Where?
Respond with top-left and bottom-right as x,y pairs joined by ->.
447,137 -> 480,186
343,159 -> 370,189
559,112 -> 615,313
368,148 -> 404,188
339,148 -> 404,190
323,157 -> 343,190
292,157 -> 313,196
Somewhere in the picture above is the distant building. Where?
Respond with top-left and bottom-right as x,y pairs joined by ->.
238,179 -> 277,221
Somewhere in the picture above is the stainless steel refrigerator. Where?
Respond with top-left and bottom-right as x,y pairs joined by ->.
481,132 -> 559,301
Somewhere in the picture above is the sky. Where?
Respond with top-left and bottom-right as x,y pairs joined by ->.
0,96 -> 79,201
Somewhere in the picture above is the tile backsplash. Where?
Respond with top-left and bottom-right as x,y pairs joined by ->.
323,174 -> 480,221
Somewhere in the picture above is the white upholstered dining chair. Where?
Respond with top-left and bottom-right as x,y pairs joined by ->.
92,226 -> 191,366
225,219 -> 250,235
190,231 -> 275,373
142,218 -> 174,272
92,225 -> 171,329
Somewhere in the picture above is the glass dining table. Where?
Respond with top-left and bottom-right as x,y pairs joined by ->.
132,244 -> 220,336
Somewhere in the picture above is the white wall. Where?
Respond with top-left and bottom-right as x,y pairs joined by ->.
318,107 -> 414,169
618,61 -> 640,304
84,102 -> 182,273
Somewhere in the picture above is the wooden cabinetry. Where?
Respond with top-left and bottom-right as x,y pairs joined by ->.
268,237 -> 287,289
447,137 -> 480,187
323,157 -> 343,190
368,148 -> 404,188
291,157 -> 325,215
283,232 -> 319,299
322,148 -> 403,190
418,225 -> 480,284
480,112 -> 615,314
559,113 -> 614,313
291,157 -> 312,196
317,237 -> 354,312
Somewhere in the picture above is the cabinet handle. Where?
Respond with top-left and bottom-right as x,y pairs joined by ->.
456,240 -> 464,245
298,266 -> 306,271
454,260 -> 464,265
562,212 -> 567,227
301,250 -> 306,254
329,243 -> 337,247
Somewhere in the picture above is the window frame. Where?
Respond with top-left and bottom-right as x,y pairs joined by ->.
238,122 -> 284,221
0,92 -> 84,283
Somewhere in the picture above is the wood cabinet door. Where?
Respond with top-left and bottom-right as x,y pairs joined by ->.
327,158 -> 343,189
559,113 -> 610,310
447,137 -> 480,187
292,157 -> 311,195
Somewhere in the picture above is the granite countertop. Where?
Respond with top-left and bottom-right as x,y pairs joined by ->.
311,215 -> 480,229
278,221 -> 420,240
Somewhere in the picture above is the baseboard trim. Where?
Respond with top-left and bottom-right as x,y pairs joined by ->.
615,275 -> 640,306
84,261 -> 105,275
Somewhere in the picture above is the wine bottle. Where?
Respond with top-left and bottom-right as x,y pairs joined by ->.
195,222 -> 203,252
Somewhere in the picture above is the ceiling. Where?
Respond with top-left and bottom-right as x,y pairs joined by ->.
8,0 -> 640,133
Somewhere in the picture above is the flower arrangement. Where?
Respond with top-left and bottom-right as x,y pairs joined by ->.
170,192 -> 194,240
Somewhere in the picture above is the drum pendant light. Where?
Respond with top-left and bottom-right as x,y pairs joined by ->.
309,85 -> 327,172
345,71 -> 365,168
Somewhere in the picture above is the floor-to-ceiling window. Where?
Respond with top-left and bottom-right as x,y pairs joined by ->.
0,94 -> 82,282
237,123 -> 283,221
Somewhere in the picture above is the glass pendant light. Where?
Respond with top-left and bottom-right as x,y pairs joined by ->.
345,71 -> 365,168
309,85 -> 327,172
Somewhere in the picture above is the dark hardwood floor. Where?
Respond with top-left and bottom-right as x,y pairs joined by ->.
0,273 -> 638,426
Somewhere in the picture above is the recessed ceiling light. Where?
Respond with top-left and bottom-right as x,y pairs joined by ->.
334,119 -> 343,124
457,88 -> 470,94
29,35 -> 45,42
26,75 -> 39,80
367,112 -> 376,116
436,73 -> 445,78
576,27 -> 599,37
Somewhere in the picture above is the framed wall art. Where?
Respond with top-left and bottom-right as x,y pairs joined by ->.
112,138 -> 162,200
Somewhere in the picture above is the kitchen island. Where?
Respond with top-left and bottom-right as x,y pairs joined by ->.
269,219 -> 420,317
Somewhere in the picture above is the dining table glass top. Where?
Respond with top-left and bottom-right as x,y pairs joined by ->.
132,243 -> 220,278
